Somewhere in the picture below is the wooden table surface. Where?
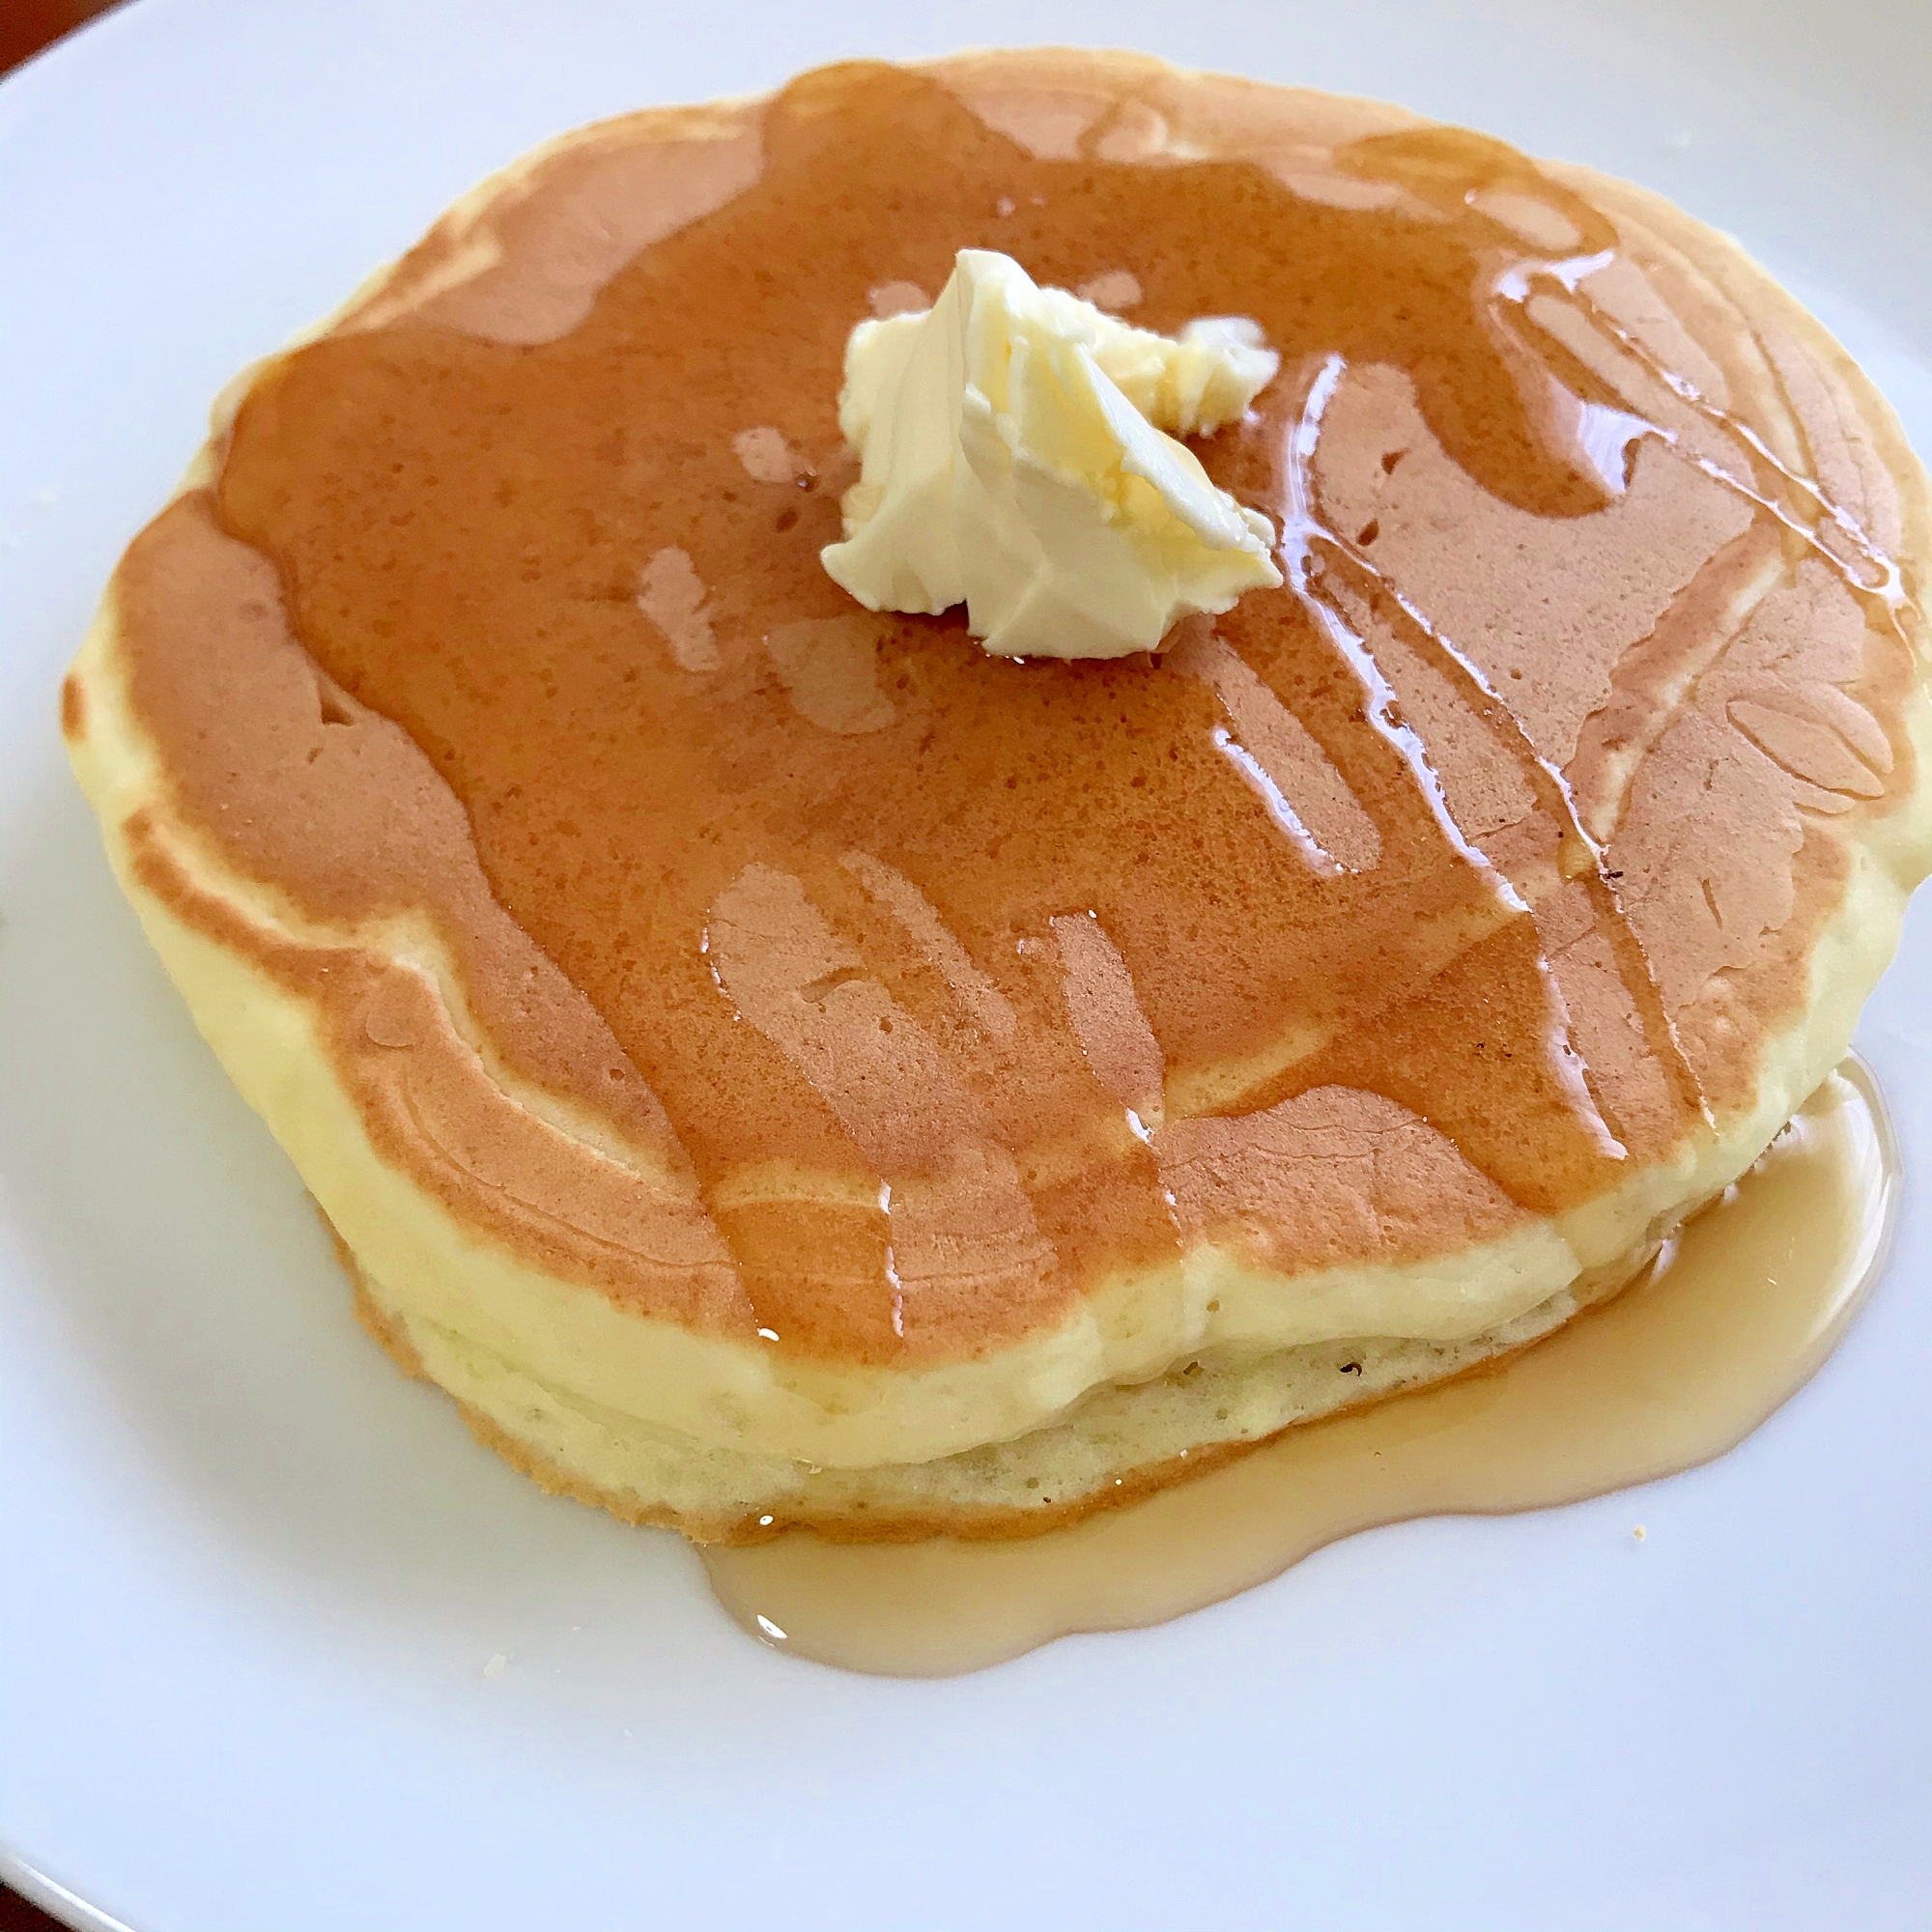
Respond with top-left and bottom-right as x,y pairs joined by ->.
0,1886 -> 71,1932
5,6 -> 136,1923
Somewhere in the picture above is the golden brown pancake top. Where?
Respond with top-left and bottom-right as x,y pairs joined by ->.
99,55 -> 1925,1362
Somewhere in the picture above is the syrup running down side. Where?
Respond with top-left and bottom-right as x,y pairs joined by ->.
704,1059 -> 1895,1675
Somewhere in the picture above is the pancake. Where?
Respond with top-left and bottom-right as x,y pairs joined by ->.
62,51 -> 1932,1542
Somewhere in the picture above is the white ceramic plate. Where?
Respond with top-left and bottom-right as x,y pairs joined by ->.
5,2 -> 1931,1925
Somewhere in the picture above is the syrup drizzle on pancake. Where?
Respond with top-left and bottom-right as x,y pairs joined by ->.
181,61 -> 1916,1366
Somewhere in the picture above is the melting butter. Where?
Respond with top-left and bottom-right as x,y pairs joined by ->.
820,248 -> 1281,659
704,1060 -> 1895,1677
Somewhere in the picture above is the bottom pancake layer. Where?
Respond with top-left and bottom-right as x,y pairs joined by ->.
346,1230 -> 1651,1543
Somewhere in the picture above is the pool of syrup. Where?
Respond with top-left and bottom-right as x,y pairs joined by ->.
704,1058 -> 1894,1675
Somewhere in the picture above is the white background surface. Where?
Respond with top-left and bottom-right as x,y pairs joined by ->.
3,1 -> 1931,1926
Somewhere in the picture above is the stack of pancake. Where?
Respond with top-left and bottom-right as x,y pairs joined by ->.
63,52 -> 1932,1539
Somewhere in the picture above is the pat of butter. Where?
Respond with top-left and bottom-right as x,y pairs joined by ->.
820,249 -> 1282,660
